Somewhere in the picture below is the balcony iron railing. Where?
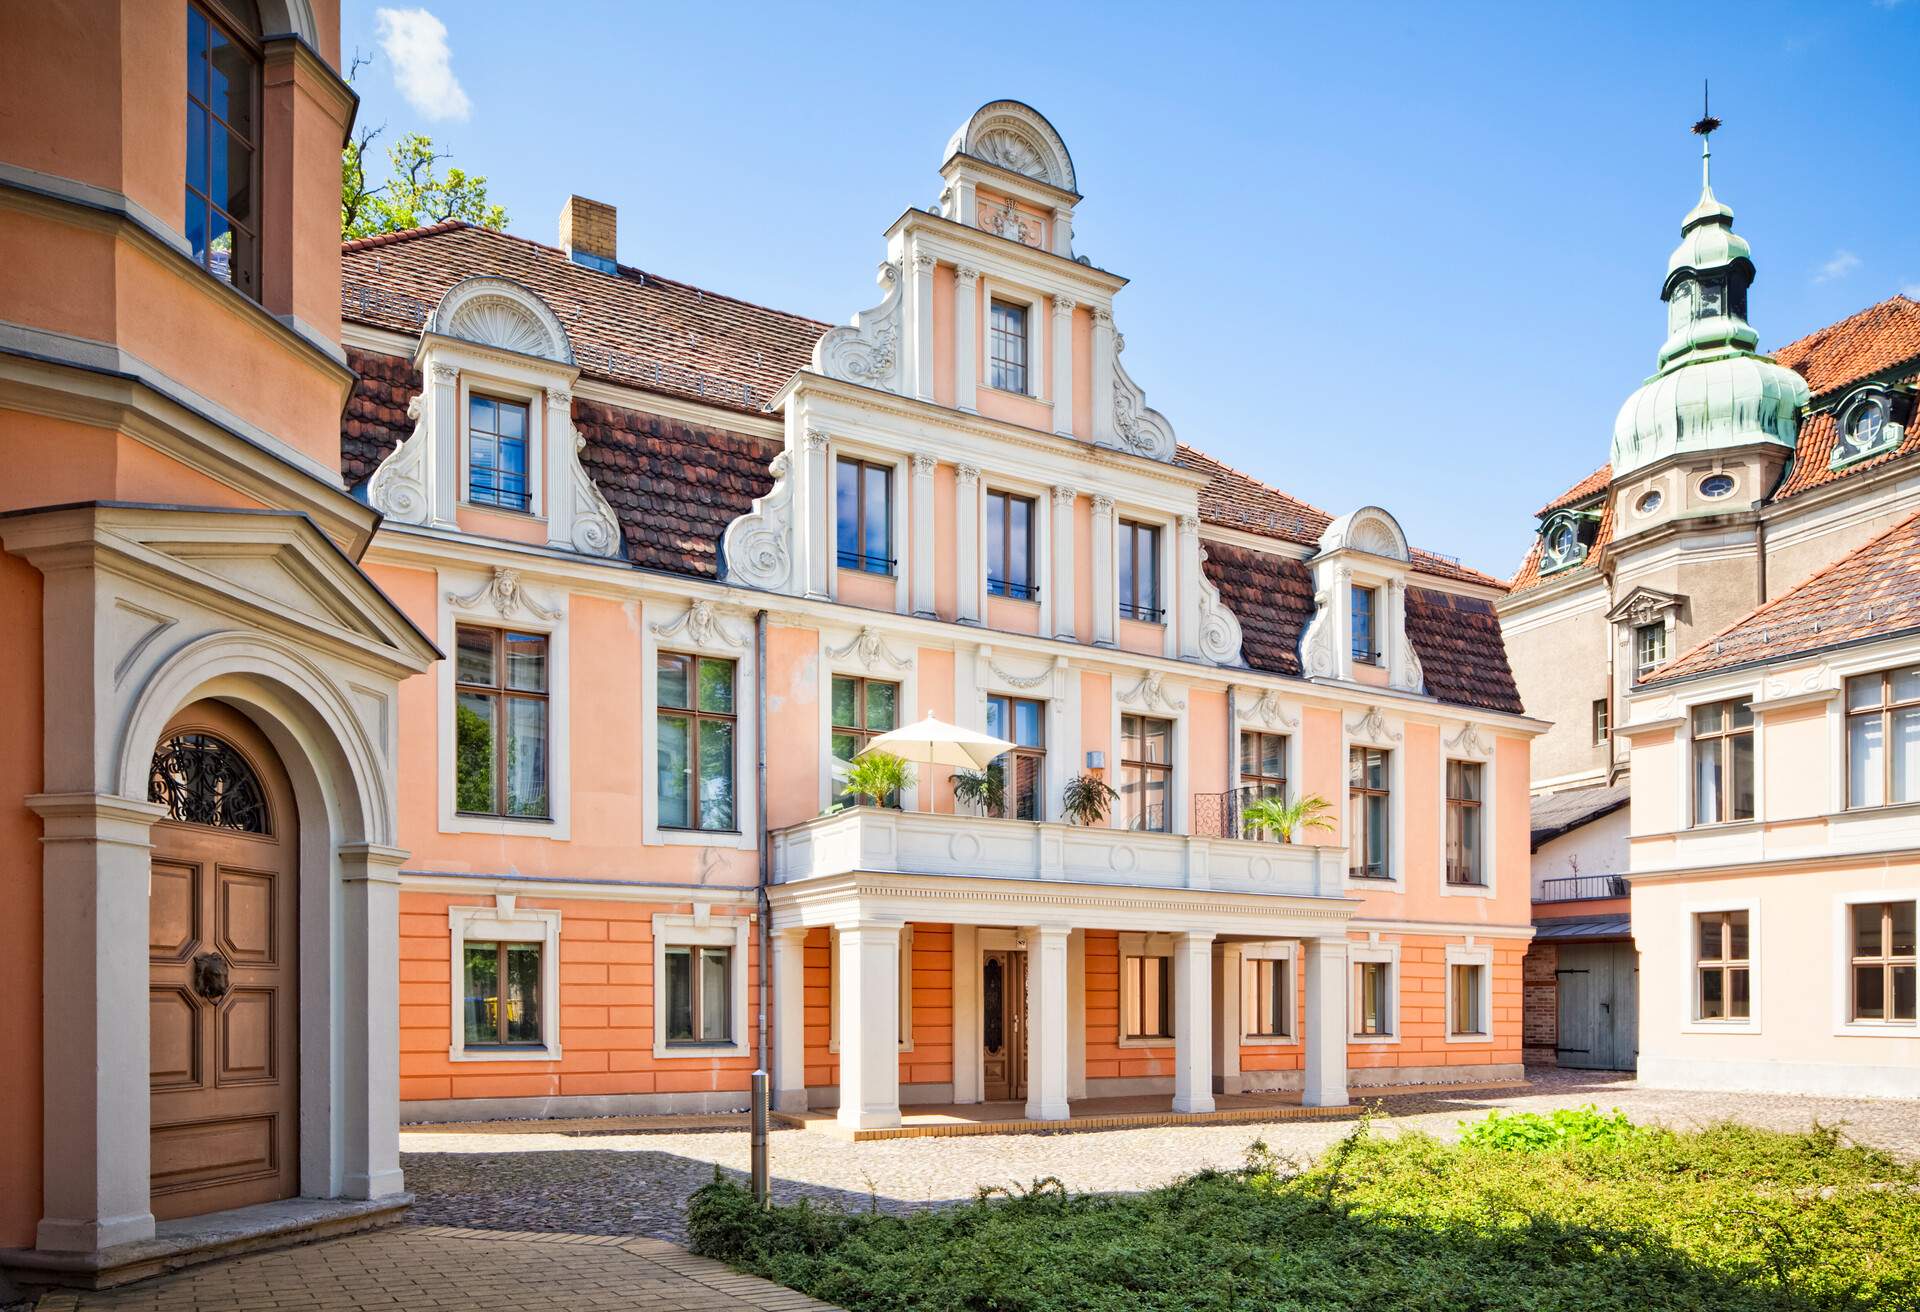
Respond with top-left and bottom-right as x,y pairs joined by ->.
1191,786 -> 1295,843
1538,873 -> 1629,902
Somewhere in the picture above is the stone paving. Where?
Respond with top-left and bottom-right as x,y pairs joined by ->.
399,1068 -> 1920,1244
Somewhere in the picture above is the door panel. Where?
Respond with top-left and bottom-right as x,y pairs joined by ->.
1557,942 -> 1638,1071
981,950 -> 1027,1102
148,700 -> 300,1220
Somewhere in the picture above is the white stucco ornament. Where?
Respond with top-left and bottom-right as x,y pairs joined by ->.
721,451 -> 795,590
812,261 -> 905,394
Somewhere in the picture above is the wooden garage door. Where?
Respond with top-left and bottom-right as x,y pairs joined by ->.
148,700 -> 300,1220
1556,941 -> 1638,1071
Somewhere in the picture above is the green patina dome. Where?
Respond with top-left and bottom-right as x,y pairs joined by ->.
1610,138 -> 1807,477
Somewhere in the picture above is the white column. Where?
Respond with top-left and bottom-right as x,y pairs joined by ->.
1331,563 -> 1352,674
1024,924 -> 1072,1120
836,922 -> 902,1130
1211,943 -> 1242,1096
1051,486 -> 1078,640
910,252 -> 936,403
954,266 -> 980,413
1050,296 -> 1076,437
29,791 -> 165,1252
1302,936 -> 1351,1108
1091,493 -> 1116,647
1176,513 -> 1202,661
1171,931 -> 1216,1113
955,464 -> 982,625
1054,207 -> 1075,259
1090,309 -> 1116,447
772,927 -> 809,1113
428,361 -> 460,529
910,454 -> 937,617
337,843 -> 408,1200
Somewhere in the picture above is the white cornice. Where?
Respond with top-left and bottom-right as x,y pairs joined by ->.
398,868 -> 757,905
886,208 -> 1127,293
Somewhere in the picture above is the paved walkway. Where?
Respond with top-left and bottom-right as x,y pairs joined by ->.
30,1227 -> 834,1312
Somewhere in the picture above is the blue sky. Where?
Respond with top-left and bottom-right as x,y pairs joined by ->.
342,1 -> 1920,578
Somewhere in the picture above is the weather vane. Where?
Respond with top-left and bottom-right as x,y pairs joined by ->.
1691,80 -> 1721,138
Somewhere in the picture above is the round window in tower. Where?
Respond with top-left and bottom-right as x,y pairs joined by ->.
1635,489 -> 1664,516
1699,473 -> 1736,499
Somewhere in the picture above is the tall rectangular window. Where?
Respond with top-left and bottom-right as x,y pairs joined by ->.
1351,585 -> 1378,663
1347,747 -> 1391,879
1246,957 -> 1290,1038
1122,951 -> 1171,1040
1850,901 -> 1916,1024
1120,715 -> 1172,832
1692,699 -> 1754,826
664,945 -> 733,1045
455,626 -> 549,818
985,694 -> 1045,821
658,653 -> 736,831
1695,910 -> 1750,1021
467,394 -> 532,512
185,2 -> 259,298
1846,668 -> 1920,809
1118,520 -> 1162,622
1449,962 -> 1486,1036
461,941 -> 543,1046
1592,698 -> 1611,745
835,457 -> 893,575
986,490 -> 1038,600
1635,623 -> 1668,678
1445,761 -> 1485,886
1354,959 -> 1393,1036
989,299 -> 1029,393
1239,730 -> 1289,842
830,675 -> 899,807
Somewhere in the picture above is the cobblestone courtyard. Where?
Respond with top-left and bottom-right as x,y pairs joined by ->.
400,1069 -> 1920,1243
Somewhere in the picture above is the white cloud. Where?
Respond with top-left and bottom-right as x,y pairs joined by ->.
375,8 -> 471,122
1815,249 -> 1861,283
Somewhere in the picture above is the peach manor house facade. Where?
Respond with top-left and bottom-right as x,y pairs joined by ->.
0,0 -> 1540,1279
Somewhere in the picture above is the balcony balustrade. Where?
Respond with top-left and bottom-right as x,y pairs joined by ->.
1537,873 -> 1629,902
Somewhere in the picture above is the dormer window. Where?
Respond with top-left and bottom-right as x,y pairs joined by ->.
1831,390 -> 1903,469
467,394 -> 532,512
1351,585 -> 1378,664
989,300 -> 1029,393
1539,510 -> 1596,574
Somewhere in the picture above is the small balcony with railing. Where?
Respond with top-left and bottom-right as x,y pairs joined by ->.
1536,873 -> 1630,903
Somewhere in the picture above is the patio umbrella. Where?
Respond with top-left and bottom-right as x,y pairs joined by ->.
855,715 -> 1014,769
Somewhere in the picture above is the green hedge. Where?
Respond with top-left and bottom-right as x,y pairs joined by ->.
689,1118 -> 1919,1311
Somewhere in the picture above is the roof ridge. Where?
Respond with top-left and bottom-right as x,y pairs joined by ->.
340,218 -> 469,253
1176,442 -> 1332,520
1534,462 -> 1612,517
1647,502 -> 1920,681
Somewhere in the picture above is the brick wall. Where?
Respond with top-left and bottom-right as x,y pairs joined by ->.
1522,941 -> 1558,1066
558,195 -> 616,264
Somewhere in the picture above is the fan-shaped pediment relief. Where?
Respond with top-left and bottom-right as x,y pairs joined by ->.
428,276 -> 574,365
1318,506 -> 1409,563
944,100 -> 1077,193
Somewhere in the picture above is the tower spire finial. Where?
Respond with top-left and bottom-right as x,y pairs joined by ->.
1691,79 -> 1722,190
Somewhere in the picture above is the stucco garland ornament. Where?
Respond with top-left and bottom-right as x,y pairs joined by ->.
986,656 -> 1052,690
447,567 -> 561,621
1120,670 -> 1187,712
1346,706 -> 1402,744
1444,724 -> 1493,758
650,599 -> 749,652
826,625 -> 914,672
1238,689 -> 1299,731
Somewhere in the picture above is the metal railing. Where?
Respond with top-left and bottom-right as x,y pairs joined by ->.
1538,873 -> 1629,902
1190,786 -> 1294,843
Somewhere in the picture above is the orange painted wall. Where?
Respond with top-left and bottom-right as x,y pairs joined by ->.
837,568 -> 896,612
1344,933 -> 1526,1073
0,555 -> 44,1249
933,465 -> 957,621
1116,618 -> 1164,657
455,504 -> 550,547
986,595 -> 1041,635
1083,930 -> 1174,1081
1238,953 -> 1306,1075
931,264 -> 954,408
765,624 -> 820,830
1072,495 -> 1093,641
1299,707 -> 1344,848
1080,671 -> 1113,778
397,892 -> 758,1103
0,414 -> 270,517
799,923 -> 953,1093
917,646 -> 956,812
1071,306 -> 1093,442
1187,690 -> 1229,799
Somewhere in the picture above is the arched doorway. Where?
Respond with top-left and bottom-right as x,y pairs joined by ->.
146,700 -> 300,1219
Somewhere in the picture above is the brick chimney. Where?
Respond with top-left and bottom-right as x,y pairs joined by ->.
558,195 -> 618,273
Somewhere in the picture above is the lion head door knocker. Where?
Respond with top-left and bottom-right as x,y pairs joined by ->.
191,952 -> 232,1003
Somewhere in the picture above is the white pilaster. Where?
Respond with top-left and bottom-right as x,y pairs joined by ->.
910,252 -> 936,403
1024,924 -> 1072,1120
1176,513 -> 1202,660
29,792 -> 165,1252
772,927 -> 809,1113
1211,942 -> 1242,1095
1050,296 -> 1076,437
951,925 -> 981,1103
1053,208 -> 1074,259
1050,486 -> 1078,640
1303,936 -> 1351,1108
428,362 -> 460,529
337,843 -> 408,1200
910,453 -> 937,617
836,922 -> 902,1130
799,428 -> 832,600
955,464 -> 982,625
1171,931 -> 1216,1113
1091,493 -> 1116,647
1090,309 -> 1116,447
954,266 -> 980,413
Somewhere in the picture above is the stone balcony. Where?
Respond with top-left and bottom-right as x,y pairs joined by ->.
770,805 -> 1345,898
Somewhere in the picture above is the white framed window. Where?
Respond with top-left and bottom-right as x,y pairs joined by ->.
1691,698 -> 1756,826
1118,933 -> 1173,1044
457,371 -> 550,521
1350,940 -> 1399,1043
651,911 -> 751,1059
1844,667 -> 1920,810
827,924 -> 915,1052
988,298 -> 1030,394
640,600 -> 758,852
448,896 -> 562,1061
1834,891 -> 1917,1034
1685,901 -> 1758,1032
1445,943 -> 1493,1043
1634,622 -> 1668,678
1348,747 -> 1392,880
1241,941 -> 1297,1044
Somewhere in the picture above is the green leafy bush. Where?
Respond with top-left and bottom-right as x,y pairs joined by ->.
1457,1104 -> 1645,1152
840,751 -> 914,808
691,1121 -> 1920,1311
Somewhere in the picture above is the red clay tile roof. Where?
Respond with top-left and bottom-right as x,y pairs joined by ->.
1538,464 -> 1611,517
1772,380 -> 1920,501
1646,506 -> 1920,684
1509,465 -> 1616,594
341,222 -> 830,416
1201,541 -> 1314,677
1772,294 -> 1920,399
343,347 -> 417,488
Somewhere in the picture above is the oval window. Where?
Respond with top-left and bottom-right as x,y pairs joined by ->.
1699,474 -> 1736,499
1635,490 -> 1663,515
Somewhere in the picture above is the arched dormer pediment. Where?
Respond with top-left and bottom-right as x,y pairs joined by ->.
1317,506 -> 1409,563
427,276 -> 574,366
944,100 -> 1077,195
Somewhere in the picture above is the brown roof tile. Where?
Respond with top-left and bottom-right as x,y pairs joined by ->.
1772,294 -> 1920,399
1201,540 -> 1314,677
1647,506 -> 1920,683
343,347 -> 418,487
1405,587 -> 1526,714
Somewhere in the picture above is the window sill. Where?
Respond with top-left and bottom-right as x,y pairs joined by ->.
1350,1032 -> 1400,1045
1444,1031 -> 1494,1045
1346,873 -> 1398,884
1680,1019 -> 1759,1035
448,1045 -> 563,1063
658,826 -> 743,837
455,811 -> 554,824
653,1038 -> 751,1060
1441,880 -> 1494,898
1118,614 -> 1167,627
1835,1021 -> 1919,1038
983,384 -> 1050,404
462,501 -> 545,521
1116,1034 -> 1174,1049
1240,1033 -> 1297,1048
987,588 -> 1041,605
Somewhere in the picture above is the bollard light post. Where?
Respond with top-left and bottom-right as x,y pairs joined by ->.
750,1068 -> 770,1208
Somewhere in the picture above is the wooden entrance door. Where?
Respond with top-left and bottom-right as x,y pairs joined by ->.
148,700 -> 300,1219
981,949 -> 1027,1102
1556,941 -> 1638,1071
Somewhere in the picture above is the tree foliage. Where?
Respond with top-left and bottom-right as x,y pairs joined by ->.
342,128 -> 507,240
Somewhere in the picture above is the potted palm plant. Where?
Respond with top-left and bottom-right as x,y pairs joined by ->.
1238,792 -> 1335,843
841,752 -> 914,809
1061,772 -> 1119,826
951,765 -> 1005,816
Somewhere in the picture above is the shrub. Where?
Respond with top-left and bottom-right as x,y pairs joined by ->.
840,751 -> 914,808
1060,772 -> 1118,826
950,766 -> 1004,815
1457,1104 -> 1645,1152
1239,791 -> 1335,842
